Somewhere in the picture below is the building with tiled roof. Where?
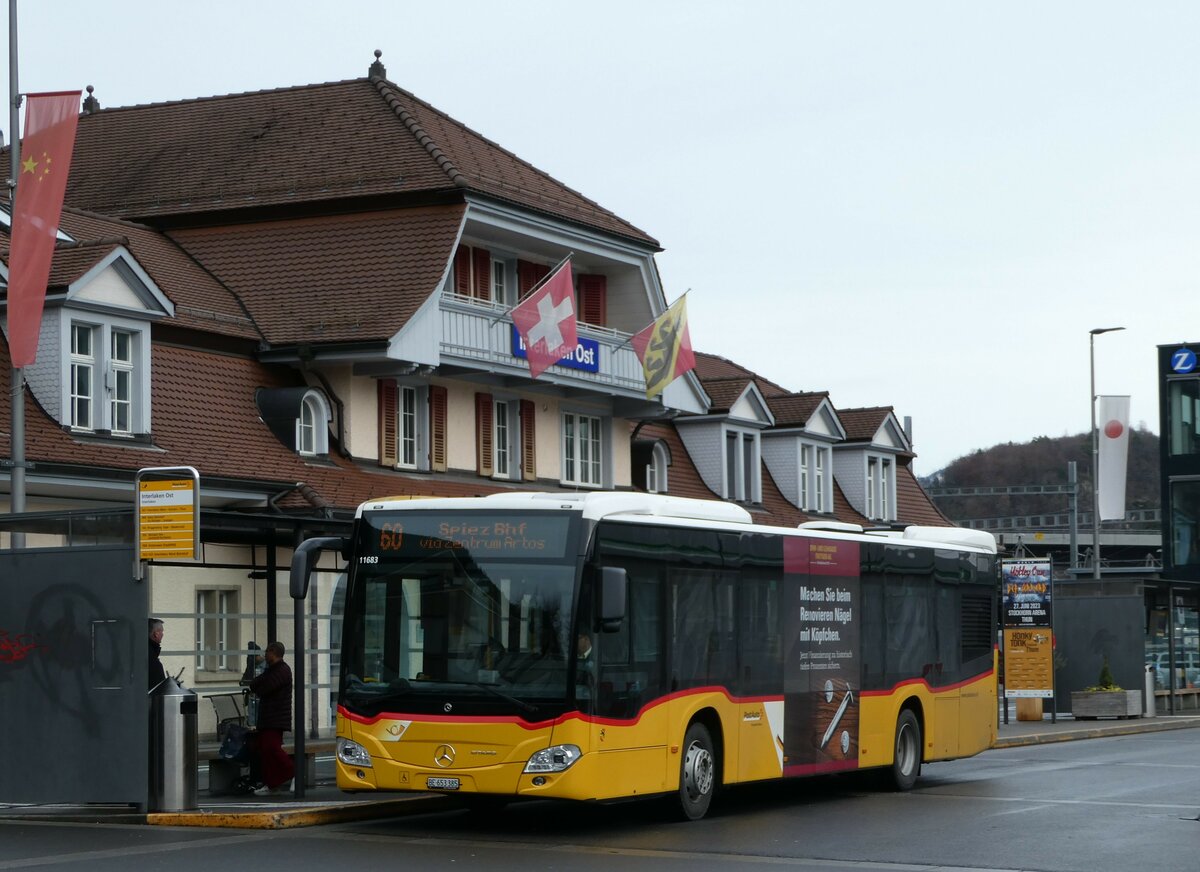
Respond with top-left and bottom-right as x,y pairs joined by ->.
0,55 -> 947,737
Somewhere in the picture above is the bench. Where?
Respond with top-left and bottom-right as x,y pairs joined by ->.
199,737 -> 336,794
1154,687 -> 1200,712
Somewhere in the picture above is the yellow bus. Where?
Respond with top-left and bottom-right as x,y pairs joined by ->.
296,492 -> 997,820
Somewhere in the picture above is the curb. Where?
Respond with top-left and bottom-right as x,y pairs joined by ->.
993,717 -> 1200,748
147,795 -> 449,829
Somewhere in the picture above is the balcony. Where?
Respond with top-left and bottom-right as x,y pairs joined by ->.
439,292 -> 647,397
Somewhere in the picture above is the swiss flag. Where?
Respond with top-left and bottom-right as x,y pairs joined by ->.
6,91 -> 82,367
512,260 -> 577,379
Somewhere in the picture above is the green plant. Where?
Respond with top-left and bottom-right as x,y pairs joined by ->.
1084,656 -> 1122,692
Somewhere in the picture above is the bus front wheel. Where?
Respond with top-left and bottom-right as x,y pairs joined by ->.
676,722 -> 716,820
888,708 -> 922,791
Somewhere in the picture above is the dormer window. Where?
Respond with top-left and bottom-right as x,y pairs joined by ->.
64,318 -> 148,436
297,391 -> 330,456
866,454 -> 896,522
256,386 -> 331,458
724,426 -> 760,504
647,442 -> 670,494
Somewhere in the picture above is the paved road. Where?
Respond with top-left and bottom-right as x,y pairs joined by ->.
3,729 -> 1197,871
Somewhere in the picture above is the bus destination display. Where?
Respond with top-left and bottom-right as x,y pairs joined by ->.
369,514 -> 570,559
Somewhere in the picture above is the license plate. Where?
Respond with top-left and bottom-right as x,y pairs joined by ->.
426,777 -> 460,790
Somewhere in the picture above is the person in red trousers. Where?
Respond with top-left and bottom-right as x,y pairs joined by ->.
249,641 -> 295,795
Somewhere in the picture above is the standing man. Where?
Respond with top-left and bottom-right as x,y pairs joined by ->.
249,641 -> 295,795
148,619 -> 167,691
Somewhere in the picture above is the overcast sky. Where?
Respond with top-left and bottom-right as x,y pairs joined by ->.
5,1 -> 1196,475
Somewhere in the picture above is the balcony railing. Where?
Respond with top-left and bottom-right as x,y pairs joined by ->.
439,292 -> 647,395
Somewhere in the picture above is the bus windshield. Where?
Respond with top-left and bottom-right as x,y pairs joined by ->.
339,510 -> 580,720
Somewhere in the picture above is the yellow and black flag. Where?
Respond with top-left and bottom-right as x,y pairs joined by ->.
631,296 -> 696,399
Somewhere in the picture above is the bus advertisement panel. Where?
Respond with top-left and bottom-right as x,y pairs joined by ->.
783,537 -> 860,775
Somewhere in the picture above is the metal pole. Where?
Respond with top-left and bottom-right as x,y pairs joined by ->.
1067,461 -> 1078,569
1089,327 -> 1125,581
1090,333 -> 1099,580
8,0 -> 25,548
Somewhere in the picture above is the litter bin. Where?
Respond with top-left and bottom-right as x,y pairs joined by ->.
149,675 -> 198,812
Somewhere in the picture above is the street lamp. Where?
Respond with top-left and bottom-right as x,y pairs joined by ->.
1089,326 -> 1125,580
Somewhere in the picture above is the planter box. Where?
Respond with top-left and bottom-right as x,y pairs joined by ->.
1070,689 -> 1141,719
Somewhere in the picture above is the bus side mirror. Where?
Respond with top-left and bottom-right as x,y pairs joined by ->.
290,536 -> 347,599
599,566 -> 627,633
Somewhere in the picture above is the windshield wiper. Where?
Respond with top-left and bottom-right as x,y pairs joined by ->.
461,681 -> 539,715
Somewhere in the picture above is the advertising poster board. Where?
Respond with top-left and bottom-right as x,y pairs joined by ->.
1001,559 -> 1054,699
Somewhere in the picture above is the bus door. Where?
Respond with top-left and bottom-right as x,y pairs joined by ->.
577,568 -> 670,799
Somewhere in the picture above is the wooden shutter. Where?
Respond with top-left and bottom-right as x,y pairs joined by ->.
473,247 -> 491,301
378,379 -> 398,467
520,399 -> 536,482
430,385 -> 447,472
475,392 -> 494,477
579,274 -> 607,326
517,260 -> 550,295
454,246 -> 471,296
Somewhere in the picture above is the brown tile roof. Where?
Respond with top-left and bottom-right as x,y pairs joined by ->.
765,393 -> 828,427
694,352 -> 789,397
701,377 -> 754,414
56,209 -> 262,341
43,241 -> 119,287
370,78 -> 656,245
57,75 -> 655,246
838,406 -> 892,442
168,204 -> 466,345
895,461 -> 950,525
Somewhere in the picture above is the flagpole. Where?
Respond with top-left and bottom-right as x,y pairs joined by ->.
487,251 -> 574,327
8,0 -> 25,546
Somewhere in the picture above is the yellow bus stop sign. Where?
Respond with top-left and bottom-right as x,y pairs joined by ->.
136,466 -> 200,573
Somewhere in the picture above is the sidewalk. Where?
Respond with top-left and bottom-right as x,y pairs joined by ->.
4,713 -> 1198,830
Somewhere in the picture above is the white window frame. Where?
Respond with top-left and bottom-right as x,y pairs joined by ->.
396,384 -> 429,471
70,323 -> 95,431
723,426 -> 761,503
867,458 -> 878,518
647,442 -> 669,494
494,398 -> 515,479
815,446 -> 827,512
399,385 -> 418,469
296,390 -> 331,457
865,453 -> 896,521
492,258 -> 510,306
109,329 -> 134,435
799,444 -> 811,509
562,411 -> 604,487
196,588 -> 240,674
62,315 -> 150,436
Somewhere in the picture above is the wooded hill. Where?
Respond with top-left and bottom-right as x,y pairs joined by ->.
922,428 -> 1161,525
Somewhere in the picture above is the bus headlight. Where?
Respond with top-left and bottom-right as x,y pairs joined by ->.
524,744 -> 581,773
337,737 -> 373,768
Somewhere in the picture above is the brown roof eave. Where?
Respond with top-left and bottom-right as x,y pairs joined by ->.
121,187 -> 468,232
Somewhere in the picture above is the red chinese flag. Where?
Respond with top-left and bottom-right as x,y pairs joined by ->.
512,260 -> 577,379
6,91 -> 81,367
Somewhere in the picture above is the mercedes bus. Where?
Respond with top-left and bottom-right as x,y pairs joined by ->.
291,491 -> 997,820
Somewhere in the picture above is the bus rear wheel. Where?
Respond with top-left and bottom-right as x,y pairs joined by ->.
676,722 -> 716,820
888,708 -> 922,791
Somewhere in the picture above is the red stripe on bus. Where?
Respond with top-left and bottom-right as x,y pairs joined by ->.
858,669 -> 994,697
783,758 -> 859,777
338,687 -> 786,730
